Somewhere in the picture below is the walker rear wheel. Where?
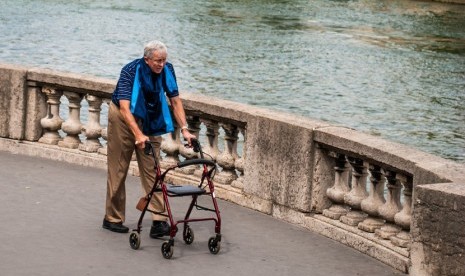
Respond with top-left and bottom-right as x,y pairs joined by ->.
129,232 -> 140,250
161,241 -> 174,259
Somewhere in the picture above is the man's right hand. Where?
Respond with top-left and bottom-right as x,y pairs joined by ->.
119,100 -> 148,150
135,135 -> 149,149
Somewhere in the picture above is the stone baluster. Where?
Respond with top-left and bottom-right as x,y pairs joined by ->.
98,98 -> 111,156
322,153 -> 351,220
231,127 -> 246,189
390,175 -> 413,248
79,94 -> 102,152
215,123 -> 239,185
58,91 -> 83,149
200,118 -> 220,161
38,87 -> 63,145
340,157 -> 369,226
161,126 -> 181,166
359,165 -> 387,232
178,116 -> 201,174
375,171 -> 402,239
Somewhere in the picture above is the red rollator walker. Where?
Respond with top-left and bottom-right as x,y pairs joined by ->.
129,138 -> 222,259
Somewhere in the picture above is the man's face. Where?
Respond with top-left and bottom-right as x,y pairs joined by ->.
144,50 -> 167,74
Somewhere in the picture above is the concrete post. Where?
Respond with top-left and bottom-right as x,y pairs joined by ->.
312,146 -> 339,214
410,182 -> 465,276
0,64 -> 28,139
24,82 -> 46,141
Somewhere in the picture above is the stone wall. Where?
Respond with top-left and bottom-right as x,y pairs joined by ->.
410,183 -> 465,276
1,63 -> 465,275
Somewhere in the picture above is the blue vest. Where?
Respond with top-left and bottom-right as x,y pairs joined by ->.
130,63 -> 176,136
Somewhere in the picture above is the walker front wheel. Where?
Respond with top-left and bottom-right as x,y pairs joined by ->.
129,232 -> 140,250
161,241 -> 174,259
208,236 -> 221,254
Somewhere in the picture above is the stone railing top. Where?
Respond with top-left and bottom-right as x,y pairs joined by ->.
27,66 -> 116,97
416,182 -> 465,197
0,63 -> 29,72
181,92 -> 331,130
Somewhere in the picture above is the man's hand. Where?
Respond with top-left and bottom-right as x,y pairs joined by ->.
135,134 -> 149,149
119,100 -> 148,150
181,128 -> 196,146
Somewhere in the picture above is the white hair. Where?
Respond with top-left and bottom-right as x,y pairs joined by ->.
143,40 -> 167,58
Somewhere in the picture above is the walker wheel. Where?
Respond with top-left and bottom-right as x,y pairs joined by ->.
183,226 -> 194,245
161,241 -> 174,259
129,232 -> 140,250
208,236 -> 221,254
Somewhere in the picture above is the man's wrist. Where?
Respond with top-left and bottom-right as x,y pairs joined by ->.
181,125 -> 188,131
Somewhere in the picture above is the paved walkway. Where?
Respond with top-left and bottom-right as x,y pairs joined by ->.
0,151 -> 405,276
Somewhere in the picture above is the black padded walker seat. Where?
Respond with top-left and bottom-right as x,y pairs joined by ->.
166,184 -> 206,196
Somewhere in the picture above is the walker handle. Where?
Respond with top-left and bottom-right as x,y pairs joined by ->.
144,141 -> 154,156
177,159 -> 216,168
191,138 -> 201,153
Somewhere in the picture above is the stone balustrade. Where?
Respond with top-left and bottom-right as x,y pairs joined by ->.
1,63 -> 464,275
319,151 -> 413,264
1,65 -> 247,188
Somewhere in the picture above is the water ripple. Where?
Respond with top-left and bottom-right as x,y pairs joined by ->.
1,0 -> 464,162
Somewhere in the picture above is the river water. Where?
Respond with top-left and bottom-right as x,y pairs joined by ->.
1,0 -> 464,163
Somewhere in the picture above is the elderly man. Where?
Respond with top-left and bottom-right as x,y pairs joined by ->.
103,40 -> 195,237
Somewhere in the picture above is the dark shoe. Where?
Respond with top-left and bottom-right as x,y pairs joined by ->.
102,219 -> 129,233
150,221 -> 170,238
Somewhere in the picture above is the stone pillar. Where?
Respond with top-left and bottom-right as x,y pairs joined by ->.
359,165 -> 387,232
178,115 -> 201,174
0,65 -> 27,139
98,98 -> 111,156
38,87 -> 63,145
200,118 -> 220,161
391,176 -> 413,248
310,145 -> 336,213
161,126 -> 181,166
58,91 -> 83,149
340,157 -> 368,226
323,153 -> 351,219
231,127 -> 246,189
375,171 -> 402,239
215,123 -> 239,185
410,183 -> 465,276
394,175 -> 413,230
79,94 -> 102,152
24,82 -> 47,141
